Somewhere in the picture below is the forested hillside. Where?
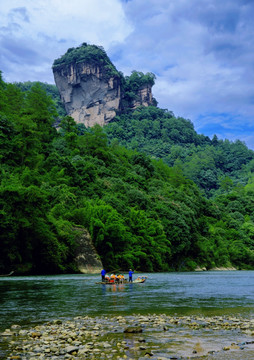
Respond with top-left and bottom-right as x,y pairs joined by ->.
105,107 -> 254,197
0,72 -> 254,274
17,81 -> 254,199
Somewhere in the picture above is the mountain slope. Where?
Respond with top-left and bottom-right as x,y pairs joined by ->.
104,106 -> 254,197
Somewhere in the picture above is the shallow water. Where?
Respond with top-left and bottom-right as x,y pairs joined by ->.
0,271 -> 253,331
0,271 -> 254,359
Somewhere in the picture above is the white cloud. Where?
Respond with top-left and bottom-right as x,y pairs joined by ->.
0,0 -> 132,82
111,0 -> 254,147
29,0 -> 131,45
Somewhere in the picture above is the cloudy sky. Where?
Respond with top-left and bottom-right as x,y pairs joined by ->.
1,0 -> 254,148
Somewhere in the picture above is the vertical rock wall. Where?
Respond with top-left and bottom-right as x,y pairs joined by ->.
73,227 -> 102,274
53,62 -> 121,127
131,84 -> 153,108
53,60 -> 155,127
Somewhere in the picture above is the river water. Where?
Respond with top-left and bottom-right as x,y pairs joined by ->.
0,271 -> 253,331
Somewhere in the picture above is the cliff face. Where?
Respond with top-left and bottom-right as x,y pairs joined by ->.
53,44 -> 155,127
73,227 -> 102,274
131,84 -> 153,109
53,62 -> 121,127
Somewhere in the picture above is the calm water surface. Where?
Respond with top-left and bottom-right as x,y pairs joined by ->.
0,271 -> 253,331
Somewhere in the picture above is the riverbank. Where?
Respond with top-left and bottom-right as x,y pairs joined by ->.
1,314 -> 254,359
194,266 -> 237,271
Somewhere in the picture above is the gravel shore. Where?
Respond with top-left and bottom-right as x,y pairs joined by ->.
1,314 -> 254,359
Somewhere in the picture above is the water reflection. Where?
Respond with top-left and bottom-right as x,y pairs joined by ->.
99,282 -> 134,312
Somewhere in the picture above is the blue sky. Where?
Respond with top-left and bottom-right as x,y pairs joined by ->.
1,0 -> 254,149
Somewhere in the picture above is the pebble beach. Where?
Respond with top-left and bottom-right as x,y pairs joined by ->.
1,314 -> 254,360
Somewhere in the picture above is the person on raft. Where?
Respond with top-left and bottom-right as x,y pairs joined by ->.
116,274 -> 125,283
129,269 -> 134,282
101,269 -> 106,282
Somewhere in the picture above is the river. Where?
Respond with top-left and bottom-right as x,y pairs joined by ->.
0,270 -> 253,332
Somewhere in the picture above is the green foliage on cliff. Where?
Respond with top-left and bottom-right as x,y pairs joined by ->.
0,73 -> 254,274
52,44 -> 157,107
53,43 -> 119,78
121,71 -> 157,108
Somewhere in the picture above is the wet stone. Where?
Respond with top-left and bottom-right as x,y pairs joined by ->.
124,326 -> 143,333
3,314 -> 254,359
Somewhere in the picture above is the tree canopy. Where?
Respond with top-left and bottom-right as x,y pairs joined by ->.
105,106 -> 254,198
52,43 -> 119,79
0,74 -> 253,274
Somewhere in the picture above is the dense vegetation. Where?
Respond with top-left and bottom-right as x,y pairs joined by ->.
105,107 -> 254,198
15,81 -> 66,117
18,78 -> 253,200
0,71 -> 254,274
121,71 -> 157,109
53,43 -> 119,79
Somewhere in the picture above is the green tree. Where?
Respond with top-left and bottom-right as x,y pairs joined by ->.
22,82 -> 57,149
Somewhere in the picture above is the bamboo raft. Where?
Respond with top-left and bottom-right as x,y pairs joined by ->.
96,277 -> 147,285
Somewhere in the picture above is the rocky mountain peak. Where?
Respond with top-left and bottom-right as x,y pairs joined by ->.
52,43 -> 156,127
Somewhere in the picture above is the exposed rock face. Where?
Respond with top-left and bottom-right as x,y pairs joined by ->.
53,63 -> 121,127
73,227 -> 102,274
53,44 -> 155,127
131,84 -> 153,109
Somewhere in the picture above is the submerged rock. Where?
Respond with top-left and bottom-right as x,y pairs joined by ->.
124,326 -> 143,333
